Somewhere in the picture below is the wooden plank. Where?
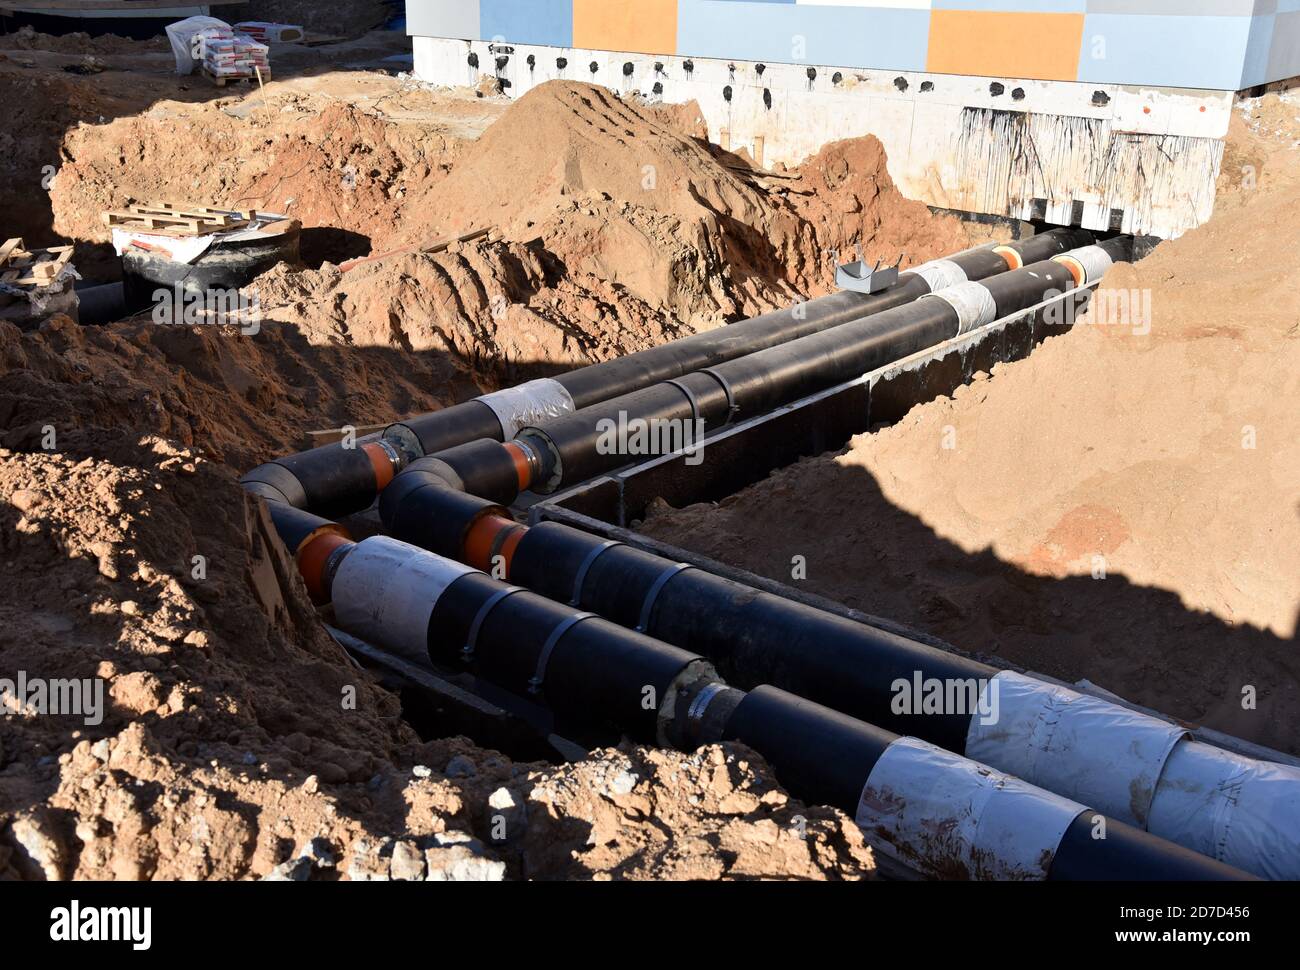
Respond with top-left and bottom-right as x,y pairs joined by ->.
0,238 -> 23,269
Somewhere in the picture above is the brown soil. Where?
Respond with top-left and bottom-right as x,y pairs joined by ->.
642,93 -> 1300,756
0,35 -> 986,880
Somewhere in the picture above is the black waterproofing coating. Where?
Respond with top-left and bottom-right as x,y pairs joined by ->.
1048,812 -> 1256,881
723,686 -> 894,810
267,503 -> 338,554
508,520 -> 991,753
428,571 -> 701,740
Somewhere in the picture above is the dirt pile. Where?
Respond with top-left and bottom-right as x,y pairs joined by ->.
0,432 -> 872,880
52,90 -> 481,273
238,82 -> 978,383
0,26 -> 166,55
642,94 -> 1300,754
413,81 -> 971,325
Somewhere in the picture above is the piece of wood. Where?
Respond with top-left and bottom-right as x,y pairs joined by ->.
339,227 -> 493,273
303,424 -> 390,448
0,238 -> 23,269
105,202 -> 252,237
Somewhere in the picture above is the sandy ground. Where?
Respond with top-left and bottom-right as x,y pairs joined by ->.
0,27 -> 996,880
643,93 -> 1300,756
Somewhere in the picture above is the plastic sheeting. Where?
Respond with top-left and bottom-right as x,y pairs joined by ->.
332,537 -> 477,667
922,280 -> 997,336
1148,739 -> 1300,880
165,16 -> 231,76
856,736 -> 1083,880
479,378 -> 576,439
965,671 -> 1187,827
910,258 -> 967,293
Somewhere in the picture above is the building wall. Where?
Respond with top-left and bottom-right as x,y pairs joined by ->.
407,0 -> 1300,91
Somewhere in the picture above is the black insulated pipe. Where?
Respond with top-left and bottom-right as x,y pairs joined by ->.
379,476 -> 506,562
521,240 -> 1124,493
506,519 -> 991,752
241,435 -> 408,518
427,572 -> 713,743
327,536 -> 1248,880
386,228 -> 1094,459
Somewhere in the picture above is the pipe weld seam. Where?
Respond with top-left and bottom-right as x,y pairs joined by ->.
686,681 -> 729,724
637,563 -> 693,633
529,613 -> 598,694
570,539 -> 622,606
462,585 -> 526,663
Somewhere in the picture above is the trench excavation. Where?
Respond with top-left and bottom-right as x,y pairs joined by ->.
243,231 -> 1300,881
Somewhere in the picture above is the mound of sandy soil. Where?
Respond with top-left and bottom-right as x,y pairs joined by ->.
0,432 -> 873,880
52,92 -> 478,273
642,94 -> 1300,755
414,81 -> 971,323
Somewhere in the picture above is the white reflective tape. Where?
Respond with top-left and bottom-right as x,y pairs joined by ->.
478,378 -> 576,438
856,736 -> 1083,881
909,258 -> 967,293
921,280 -> 997,336
965,671 -> 1187,827
332,536 -> 478,665
1148,739 -> 1300,880
1054,244 -> 1113,285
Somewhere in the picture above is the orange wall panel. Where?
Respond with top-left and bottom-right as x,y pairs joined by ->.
573,0 -> 678,57
927,11 -> 1084,83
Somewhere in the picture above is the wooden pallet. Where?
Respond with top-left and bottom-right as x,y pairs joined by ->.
201,66 -> 272,88
0,238 -> 74,289
103,202 -> 260,238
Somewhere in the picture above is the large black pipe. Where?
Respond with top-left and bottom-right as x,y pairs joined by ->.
324,534 -> 1247,880
520,239 -> 1124,492
242,231 -> 1092,518
505,519 -> 992,751
385,236 -> 1064,456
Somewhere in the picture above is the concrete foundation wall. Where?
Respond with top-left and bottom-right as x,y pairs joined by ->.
412,34 -> 1229,238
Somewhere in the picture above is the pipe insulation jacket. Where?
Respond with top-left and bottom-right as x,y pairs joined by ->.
908,258 -> 967,291
331,535 -> 477,667
243,230 -> 1094,518
519,241 -> 1124,494
966,671 -> 1300,880
921,280 -> 998,336
1052,244 -> 1114,286
476,378 -> 576,439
